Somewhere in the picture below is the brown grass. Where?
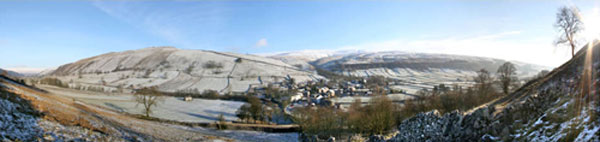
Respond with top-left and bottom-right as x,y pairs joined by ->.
6,82 -> 233,141
8,85 -> 112,134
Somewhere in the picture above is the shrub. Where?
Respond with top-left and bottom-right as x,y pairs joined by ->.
203,61 -> 223,69
201,90 -> 220,99
217,113 -> 228,130
293,106 -> 346,137
185,64 -> 195,74
348,96 -> 396,135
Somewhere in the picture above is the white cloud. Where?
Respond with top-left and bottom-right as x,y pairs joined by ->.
93,2 -> 228,48
255,38 -> 268,47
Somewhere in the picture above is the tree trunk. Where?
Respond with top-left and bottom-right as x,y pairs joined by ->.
572,45 -> 575,57
145,107 -> 151,117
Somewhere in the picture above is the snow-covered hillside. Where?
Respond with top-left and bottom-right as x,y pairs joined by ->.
49,47 -> 322,93
271,50 -> 548,90
268,49 -> 366,70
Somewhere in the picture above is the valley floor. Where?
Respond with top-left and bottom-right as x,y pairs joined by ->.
1,79 -> 298,142
39,85 -> 301,141
39,85 -> 245,123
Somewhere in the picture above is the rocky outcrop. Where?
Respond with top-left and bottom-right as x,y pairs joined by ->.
392,108 -> 494,142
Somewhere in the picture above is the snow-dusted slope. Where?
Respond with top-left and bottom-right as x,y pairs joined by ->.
268,49 -> 365,70
271,50 -> 548,87
313,51 -> 547,76
49,47 -> 322,93
37,67 -> 57,77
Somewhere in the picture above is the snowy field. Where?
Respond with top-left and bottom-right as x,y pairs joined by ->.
38,85 -> 301,142
40,85 -> 245,123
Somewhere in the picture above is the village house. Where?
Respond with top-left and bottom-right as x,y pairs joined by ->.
184,96 -> 193,101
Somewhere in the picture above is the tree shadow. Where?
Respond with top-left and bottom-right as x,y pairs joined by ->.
104,102 -> 125,112
203,110 -> 236,118
180,111 -> 218,121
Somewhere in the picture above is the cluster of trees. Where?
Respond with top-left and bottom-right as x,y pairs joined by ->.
185,63 -> 196,74
183,60 -> 226,75
400,62 -> 518,118
72,84 -> 108,93
39,77 -> 69,88
235,96 -> 285,124
293,95 -> 396,137
400,83 -> 499,118
173,89 -> 247,101
236,96 -> 265,123
203,60 -> 224,74
203,60 -> 224,69
347,96 -> 396,135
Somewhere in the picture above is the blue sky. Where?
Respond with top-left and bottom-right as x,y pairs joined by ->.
1,1 -> 600,73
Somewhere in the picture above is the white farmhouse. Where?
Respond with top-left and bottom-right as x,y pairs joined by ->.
184,96 -> 193,101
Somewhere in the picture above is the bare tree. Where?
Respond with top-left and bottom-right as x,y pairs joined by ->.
474,69 -> 494,96
134,87 -> 163,118
555,6 -> 583,58
217,113 -> 227,130
497,62 -> 517,94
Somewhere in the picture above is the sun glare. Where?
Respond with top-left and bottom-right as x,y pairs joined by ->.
581,7 -> 600,41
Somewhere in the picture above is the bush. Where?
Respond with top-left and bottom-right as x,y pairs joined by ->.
348,96 -> 396,135
185,64 -> 195,74
203,61 -> 223,69
201,90 -> 220,99
217,113 -> 228,130
293,106 -> 346,137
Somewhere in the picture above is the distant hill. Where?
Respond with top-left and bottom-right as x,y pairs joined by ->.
48,47 -> 322,93
271,51 -> 549,92
0,68 -> 24,77
273,50 -> 548,76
